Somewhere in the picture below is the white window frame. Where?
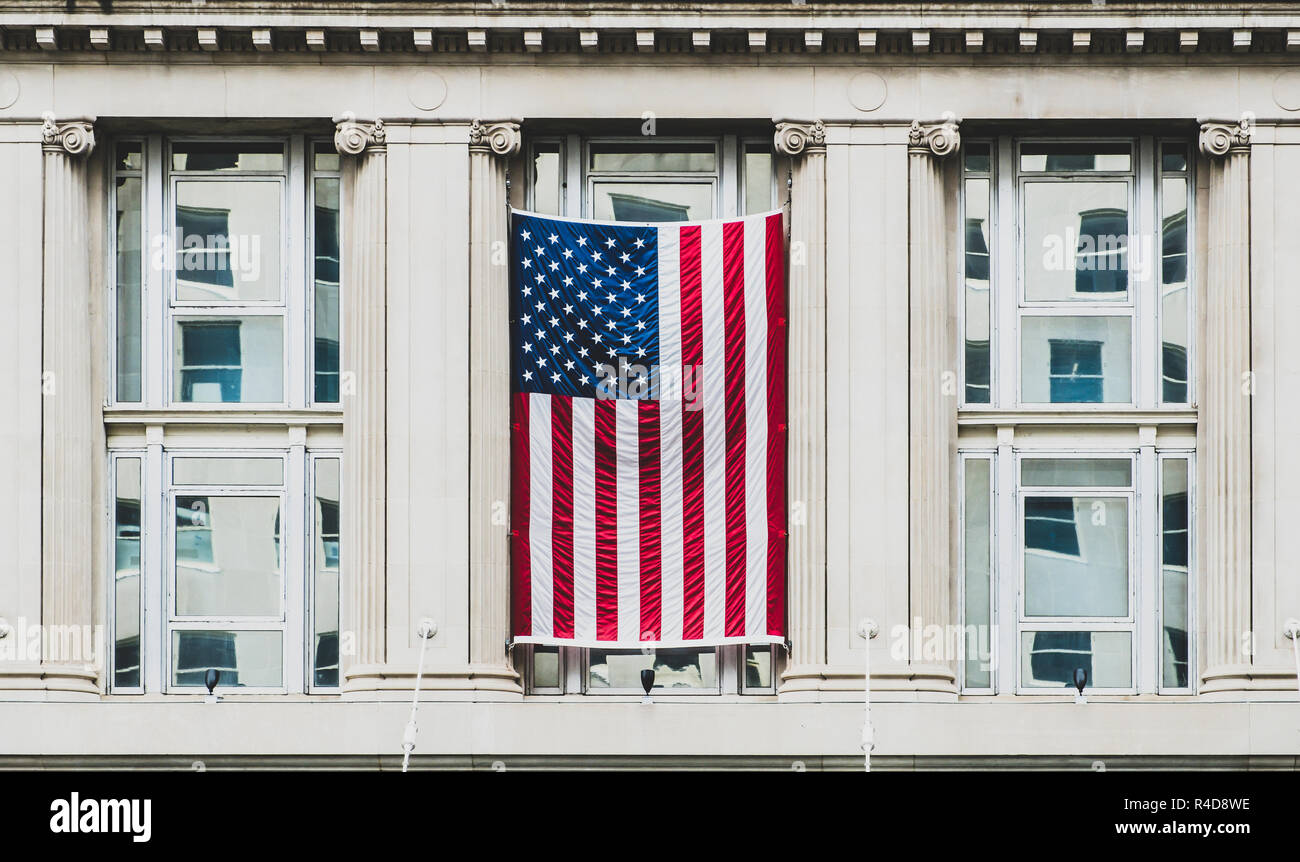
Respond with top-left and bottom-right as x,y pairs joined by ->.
107,449 -> 147,694
306,450 -> 343,693
1156,450 -> 1196,694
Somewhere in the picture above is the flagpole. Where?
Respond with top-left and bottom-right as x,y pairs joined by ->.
857,618 -> 879,772
401,618 -> 437,773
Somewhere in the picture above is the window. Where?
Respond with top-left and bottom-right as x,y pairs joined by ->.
109,448 -> 339,693
961,136 -> 1193,408
107,133 -> 342,695
959,450 -> 1194,694
521,133 -> 778,695
111,136 -> 341,407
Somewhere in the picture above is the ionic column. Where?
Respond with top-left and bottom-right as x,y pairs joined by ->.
468,119 -> 522,690
907,115 -> 960,694
38,114 -> 99,695
334,113 -> 389,688
773,120 -> 828,696
1197,115 -> 1253,695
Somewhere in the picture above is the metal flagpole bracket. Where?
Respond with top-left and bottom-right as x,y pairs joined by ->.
857,617 -> 879,772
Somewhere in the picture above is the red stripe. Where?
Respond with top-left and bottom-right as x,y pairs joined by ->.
638,400 -> 662,641
594,397 -> 619,641
551,395 -> 575,639
678,225 -> 706,641
765,213 -> 787,637
510,392 -> 531,637
721,220 -> 748,638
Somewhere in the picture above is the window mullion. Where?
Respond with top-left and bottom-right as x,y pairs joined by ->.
995,136 -> 1017,409
995,433 -> 1017,693
1136,136 -> 1158,409
285,430 -> 307,693
1136,434 -> 1159,692
144,135 -> 166,408
287,136 -> 307,409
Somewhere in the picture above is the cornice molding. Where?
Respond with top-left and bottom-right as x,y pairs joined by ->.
468,119 -> 522,157
1199,112 -> 1253,157
40,112 -> 94,156
908,112 -> 961,157
333,111 -> 386,155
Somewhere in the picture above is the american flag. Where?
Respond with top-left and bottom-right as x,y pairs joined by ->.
509,209 -> 787,648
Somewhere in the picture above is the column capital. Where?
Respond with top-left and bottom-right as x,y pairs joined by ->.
333,111 -> 386,155
908,112 -> 961,157
40,112 -> 95,156
468,119 -> 522,157
1199,112 -> 1253,157
773,119 -> 826,157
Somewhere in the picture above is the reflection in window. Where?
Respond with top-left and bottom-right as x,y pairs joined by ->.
1161,459 -> 1190,689
962,458 -> 993,689
313,177 -> 340,403
1023,497 -> 1128,618
588,648 -> 717,690
1022,316 -> 1131,404
1024,497 -> 1080,556
963,172 -> 992,403
173,495 -> 282,618
1048,338 -> 1104,403
114,458 -> 142,689
1022,631 -> 1131,689
1073,208 -> 1129,295
174,317 -> 284,403
115,150 -> 143,402
171,630 -> 282,688
312,458 -> 341,688
1161,169 -> 1190,405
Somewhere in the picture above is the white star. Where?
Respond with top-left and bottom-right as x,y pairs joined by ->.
536,357 -> 546,368
578,347 -> 589,357
576,236 -> 588,247
606,266 -> 616,277
535,245 -> 546,256
564,360 -> 575,371
635,293 -> 646,303
636,346 -> 647,357
551,372 -> 561,383
633,237 -> 645,249
535,328 -> 546,340
577,291 -> 588,302
523,370 -> 533,381
521,314 -> 532,325
548,316 -> 560,327
535,273 -> 545,284
592,305 -> 603,316
550,344 -> 560,355
621,280 -> 631,290
549,288 -> 559,299
548,233 -> 559,244
563,332 -> 574,343
581,376 -> 590,385
520,229 -> 531,241
621,334 -> 631,345
620,307 -> 632,318
562,304 -> 574,314
577,263 -> 589,274
634,266 -> 645,277
577,319 -> 588,330
604,237 -> 616,249
549,261 -> 560,272
619,253 -> 631,263
606,292 -> 617,303
606,319 -> 618,331
593,333 -> 603,344
522,286 -> 532,297
635,320 -> 646,331
522,259 -> 533,269
562,276 -> 574,287
607,347 -> 618,357
535,301 -> 545,312
562,248 -> 574,259
522,342 -> 533,353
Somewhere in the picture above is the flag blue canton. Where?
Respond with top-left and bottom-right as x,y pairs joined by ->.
510,212 -> 660,398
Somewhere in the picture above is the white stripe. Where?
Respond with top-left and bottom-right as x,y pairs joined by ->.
572,398 -> 597,641
528,394 -> 554,638
657,226 -> 684,642
743,215 -> 770,638
616,399 -> 641,641
699,221 -> 727,641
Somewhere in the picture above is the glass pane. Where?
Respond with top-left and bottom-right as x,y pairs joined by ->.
531,143 -> 562,216
743,645 -> 773,690
114,458 -> 142,689
588,648 -> 717,689
964,142 -> 991,173
589,143 -> 716,173
172,141 -> 284,172
1021,458 -> 1132,487
1020,142 -> 1131,172
174,180 -> 281,302
115,176 -> 143,402
532,646 -> 561,689
1021,631 -> 1131,688
174,495 -> 282,617
744,146 -> 773,214
1023,181 -> 1130,301
963,459 -> 993,688
592,181 -> 714,222
313,177 -> 341,403
172,316 -> 284,403
116,142 -> 143,172
313,458 -> 341,688
313,142 -> 340,173
173,457 -> 283,486
1161,459 -> 1191,689
171,630 -> 282,688
1161,143 -> 1189,172
964,177 -> 992,403
1161,176 -> 1190,404
1023,496 -> 1129,617
1020,316 -> 1131,404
